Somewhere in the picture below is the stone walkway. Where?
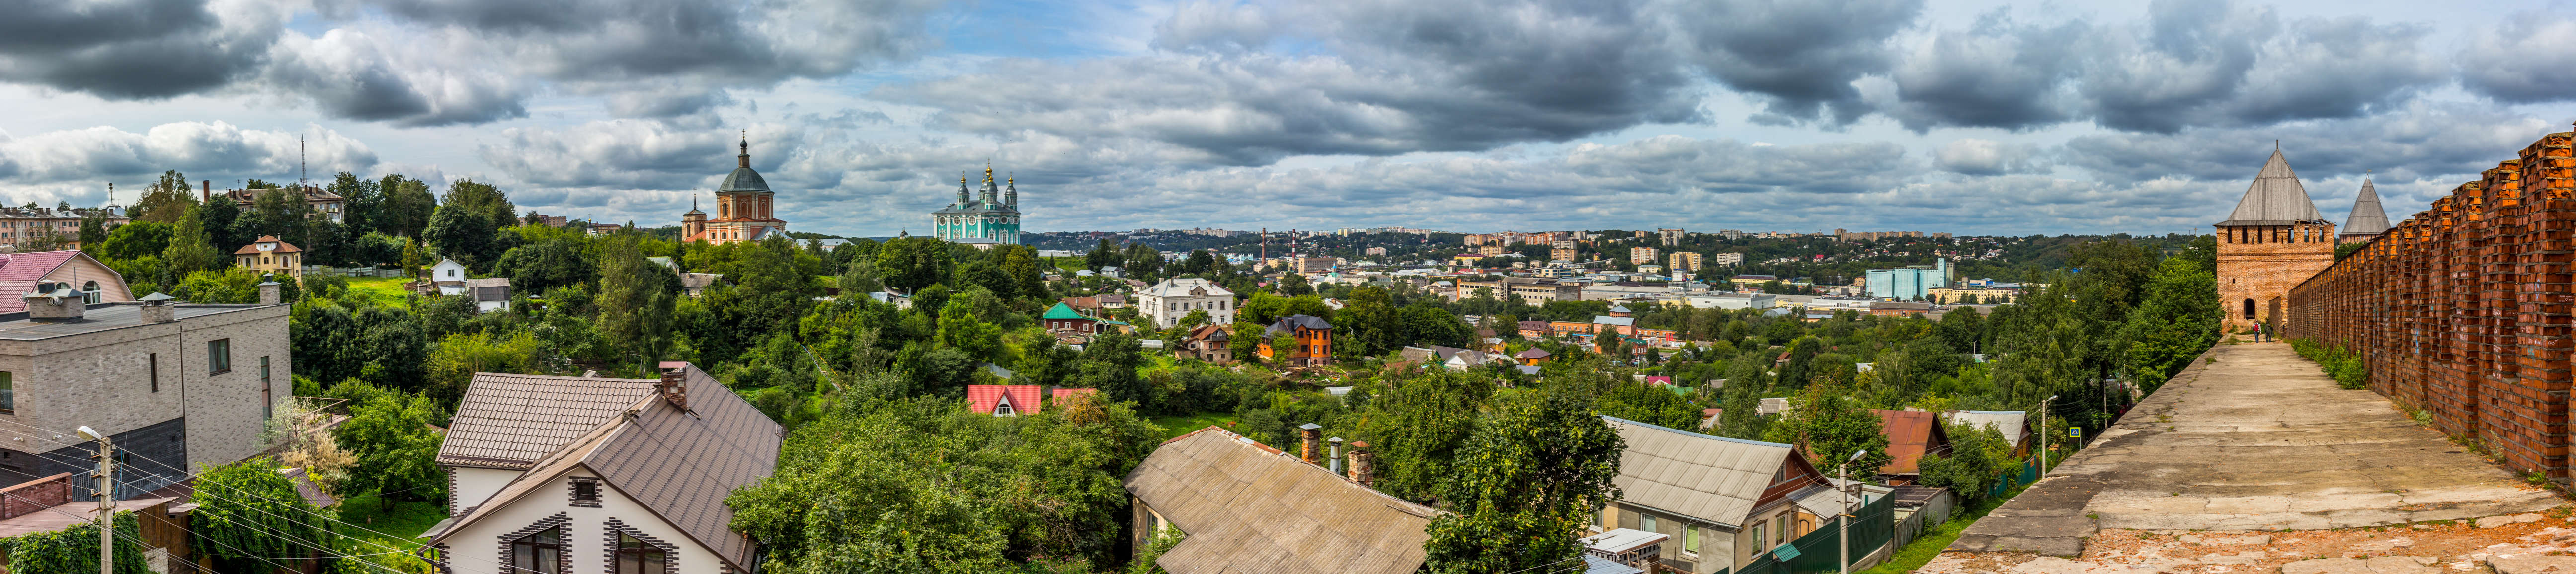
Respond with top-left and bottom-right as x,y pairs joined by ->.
1932,340 -> 2561,567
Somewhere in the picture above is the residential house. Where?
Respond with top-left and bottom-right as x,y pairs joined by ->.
0,285 -> 288,496
1943,410 -> 2033,458
1402,345 -> 1502,371
1059,296 -> 1104,315
1518,320 -> 1553,339
1258,315 -> 1335,366
1597,416 -> 1835,574
233,236 -> 305,278
1137,278 -> 1235,328
1872,410 -> 1953,485
1178,324 -> 1232,363
0,250 -> 135,309
967,385 -> 1044,416
679,273 -> 721,297
426,362 -> 782,574
1099,293 -> 1128,309
428,258 -> 471,294
1042,302 -> 1124,336
1125,427 -> 1441,573
467,277 -> 512,312
1514,348 -> 1553,365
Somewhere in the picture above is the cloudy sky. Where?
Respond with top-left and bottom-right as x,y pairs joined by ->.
3,0 -> 2573,237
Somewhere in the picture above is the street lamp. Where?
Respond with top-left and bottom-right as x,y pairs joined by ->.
1839,448 -> 1870,574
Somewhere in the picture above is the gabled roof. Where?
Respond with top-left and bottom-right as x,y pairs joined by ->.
1042,302 -> 1094,320
1515,348 -> 1552,359
0,251 -> 116,313
1268,314 -> 1333,333
1591,315 -> 1636,327
967,385 -> 1043,415
1872,410 -> 1951,475
1185,324 -> 1230,342
1140,277 -> 1233,298
1604,416 -> 1804,527
1941,410 -> 2030,448
231,236 -> 305,255
1125,427 -> 1441,574
437,373 -> 658,469
432,363 -> 781,572
2342,177 -> 2391,236
2219,149 -> 2325,225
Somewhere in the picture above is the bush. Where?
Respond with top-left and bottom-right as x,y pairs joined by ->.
2289,338 -> 2370,390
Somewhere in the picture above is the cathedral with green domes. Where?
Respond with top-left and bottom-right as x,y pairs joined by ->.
931,165 -> 1022,245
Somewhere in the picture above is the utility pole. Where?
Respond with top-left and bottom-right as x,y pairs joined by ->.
80,426 -> 112,574
2040,394 -> 2058,473
1839,448 -> 1866,574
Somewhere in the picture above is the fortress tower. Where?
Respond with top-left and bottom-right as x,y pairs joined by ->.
2214,148 -> 2336,333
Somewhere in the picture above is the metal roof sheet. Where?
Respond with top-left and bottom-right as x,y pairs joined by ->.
2342,178 -> 2391,235
436,373 -> 656,469
1126,427 -> 1440,574
1604,416 -> 1796,527
2220,149 -> 2325,225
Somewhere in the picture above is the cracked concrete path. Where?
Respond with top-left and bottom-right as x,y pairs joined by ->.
1940,341 -> 2561,560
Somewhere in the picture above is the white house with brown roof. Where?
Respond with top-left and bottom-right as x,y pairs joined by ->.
425,363 -> 781,574
1597,416 -> 1836,574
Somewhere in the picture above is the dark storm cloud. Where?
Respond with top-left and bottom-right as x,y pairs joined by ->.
1652,0 -> 1922,126
1876,0 -> 2442,133
0,0 -> 279,99
878,0 -> 1706,166
0,0 -> 940,126
2457,13 -> 2576,104
2057,102 -> 2552,185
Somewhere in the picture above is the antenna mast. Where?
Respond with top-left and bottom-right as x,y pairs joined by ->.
298,138 -> 308,189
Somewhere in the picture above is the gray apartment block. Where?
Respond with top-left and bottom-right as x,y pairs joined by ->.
0,299 -> 290,497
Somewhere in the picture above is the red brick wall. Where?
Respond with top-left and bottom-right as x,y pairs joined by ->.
2286,131 -> 2576,486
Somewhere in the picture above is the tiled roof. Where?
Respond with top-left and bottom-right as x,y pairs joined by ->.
1126,427 -> 1441,574
966,385 -> 1043,415
1871,410 -> 1950,475
231,236 -> 304,255
437,373 -> 657,469
1604,416 -> 1799,527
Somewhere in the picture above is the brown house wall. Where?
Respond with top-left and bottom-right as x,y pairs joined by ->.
2285,130 -> 2576,486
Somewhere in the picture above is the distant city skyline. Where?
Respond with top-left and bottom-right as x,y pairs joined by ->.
0,0 -> 2571,237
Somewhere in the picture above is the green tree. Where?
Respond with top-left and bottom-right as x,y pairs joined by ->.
423,205 -> 496,269
1340,286 -> 1398,355
76,212 -> 109,254
97,220 -> 171,262
1916,421 -> 2014,505
132,170 -> 197,223
199,189 -> 244,251
875,236 -> 953,292
598,237 -> 680,367
192,458 -> 334,573
378,175 -> 437,238
333,386 -> 448,510
1762,383 -> 1890,470
439,179 -> 515,232
1422,393 -> 1624,574
161,206 -> 224,276
1359,372 -> 1496,502
6,511 -> 152,574
494,237 -> 597,296
2119,256 -> 2222,394
1596,381 -> 1700,430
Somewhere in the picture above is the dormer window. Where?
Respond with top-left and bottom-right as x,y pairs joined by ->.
994,397 -> 1016,416
569,478 -> 602,507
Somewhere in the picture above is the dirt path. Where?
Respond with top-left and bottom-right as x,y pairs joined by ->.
1925,341 -> 2562,573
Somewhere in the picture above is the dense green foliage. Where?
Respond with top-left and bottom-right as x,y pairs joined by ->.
1421,392 -> 1624,574
1,511 -> 154,574
2290,338 -> 2372,390
193,458 -> 334,573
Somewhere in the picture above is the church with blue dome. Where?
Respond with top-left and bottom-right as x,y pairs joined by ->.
932,164 -> 1021,245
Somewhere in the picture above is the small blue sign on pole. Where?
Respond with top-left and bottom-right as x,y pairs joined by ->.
2070,427 -> 2083,438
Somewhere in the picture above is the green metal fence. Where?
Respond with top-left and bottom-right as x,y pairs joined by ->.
1732,493 -> 1897,574
1987,457 -> 2041,498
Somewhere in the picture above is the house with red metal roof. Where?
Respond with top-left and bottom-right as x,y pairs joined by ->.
967,385 -> 1045,416
1870,410 -> 1953,485
0,250 -> 132,312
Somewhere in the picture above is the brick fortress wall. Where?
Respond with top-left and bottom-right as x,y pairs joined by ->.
2215,221 -> 2336,334
2285,130 -> 2576,486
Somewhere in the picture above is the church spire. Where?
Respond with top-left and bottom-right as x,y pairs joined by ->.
737,135 -> 750,168
957,172 -> 971,206
1005,173 -> 1017,209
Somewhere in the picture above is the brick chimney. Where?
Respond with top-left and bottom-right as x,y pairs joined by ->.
139,293 -> 176,324
657,363 -> 690,411
1297,423 -> 1322,465
1348,440 -> 1374,486
256,274 -> 282,305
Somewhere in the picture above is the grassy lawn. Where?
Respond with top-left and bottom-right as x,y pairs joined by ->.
1149,412 -> 1240,439
335,491 -> 448,550
341,276 -> 414,306
1855,486 -> 2024,574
